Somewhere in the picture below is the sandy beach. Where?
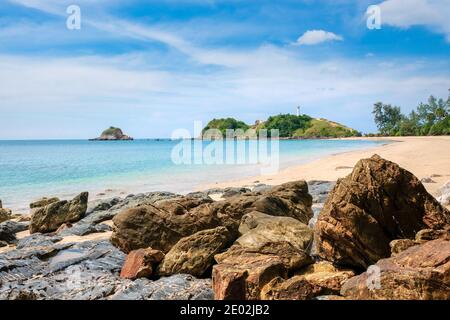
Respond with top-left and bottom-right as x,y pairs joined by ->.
203,136 -> 450,198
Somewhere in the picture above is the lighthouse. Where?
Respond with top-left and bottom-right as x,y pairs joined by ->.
296,106 -> 300,116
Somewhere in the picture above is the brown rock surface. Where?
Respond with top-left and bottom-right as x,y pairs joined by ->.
341,239 -> 450,300
111,181 -> 313,253
30,192 -> 88,234
0,208 -> 12,223
120,248 -> 164,280
261,262 -> 354,300
389,239 -> 419,256
30,197 -> 60,209
212,251 -> 287,300
157,227 -> 234,277
111,197 -> 218,253
315,154 -> 450,269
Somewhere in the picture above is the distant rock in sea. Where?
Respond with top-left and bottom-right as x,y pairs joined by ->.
90,127 -> 133,141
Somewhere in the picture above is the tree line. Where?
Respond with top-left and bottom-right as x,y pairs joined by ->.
372,92 -> 450,136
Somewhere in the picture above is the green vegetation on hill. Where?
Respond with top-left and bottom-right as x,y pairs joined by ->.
262,114 -> 312,137
203,115 -> 360,138
101,126 -> 124,137
372,94 -> 450,136
202,118 -> 250,137
293,118 -> 360,138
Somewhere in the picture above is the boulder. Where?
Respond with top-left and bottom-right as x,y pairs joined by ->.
217,241 -> 312,273
30,192 -> 89,234
120,248 -> 164,280
30,197 -> 60,209
157,227 -> 234,277
111,197 -> 218,253
437,181 -> 450,206
261,262 -> 355,300
0,222 -> 17,244
212,251 -> 287,300
231,212 -> 314,271
111,181 -> 313,253
315,155 -> 450,269
341,239 -> 450,300
260,276 -> 322,300
237,212 -> 313,251
0,208 -> 12,223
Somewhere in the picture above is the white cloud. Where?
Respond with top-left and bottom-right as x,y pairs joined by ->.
379,0 -> 450,41
295,30 -> 343,46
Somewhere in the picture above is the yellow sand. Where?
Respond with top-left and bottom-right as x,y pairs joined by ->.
203,136 -> 450,197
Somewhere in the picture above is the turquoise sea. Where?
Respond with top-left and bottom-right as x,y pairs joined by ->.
0,139 -> 386,212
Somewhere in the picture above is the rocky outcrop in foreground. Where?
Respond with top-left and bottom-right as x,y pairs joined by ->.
341,239 -> 450,300
30,193 -> 89,234
1,154 -> 449,300
111,181 -> 313,253
314,154 -> 450,269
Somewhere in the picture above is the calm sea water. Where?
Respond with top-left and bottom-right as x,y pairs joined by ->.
0,139 -> 386,212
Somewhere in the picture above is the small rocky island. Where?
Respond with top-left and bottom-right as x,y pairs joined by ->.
90,127 -> 133,141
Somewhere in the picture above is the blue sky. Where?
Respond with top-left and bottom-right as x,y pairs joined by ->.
0,0 -> 449,139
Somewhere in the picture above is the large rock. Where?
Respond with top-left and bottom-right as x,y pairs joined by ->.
437,181 -> 450,206
315,155 -> 450,269
211,181 -> 313,224
111,197 -> 218,253
341,239 -> 450,300
216,242 -> 312,274
158,227 -> 234,277
0,208 -> 12,224
237,212 -> 313,251
212,251 -> 287,300
120,248 -> 164,280
111,181 -> 313,253
261,262 -> 355,300
30,197 -> 60,209
30,192 -> 89,234
230,212 -> 314,271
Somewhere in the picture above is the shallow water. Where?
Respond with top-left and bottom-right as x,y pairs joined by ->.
0,139 -> 386,212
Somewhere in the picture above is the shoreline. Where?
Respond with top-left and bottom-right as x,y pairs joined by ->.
1,139 -> 386,214
201,136 -> 450,197
3,136 -> 450,214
